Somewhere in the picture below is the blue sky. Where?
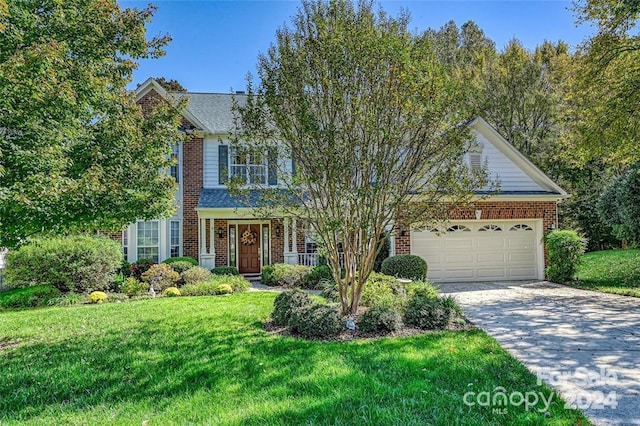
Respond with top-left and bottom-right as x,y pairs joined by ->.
120,1 -> 593,93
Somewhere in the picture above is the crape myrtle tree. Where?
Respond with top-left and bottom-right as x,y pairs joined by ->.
0,0 -> 185,248
231,0 -> 488,315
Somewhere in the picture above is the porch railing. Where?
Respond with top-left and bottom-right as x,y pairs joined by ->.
297,252 -> 345,267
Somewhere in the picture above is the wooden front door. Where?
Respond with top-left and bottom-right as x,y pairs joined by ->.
238,224 -> 261,274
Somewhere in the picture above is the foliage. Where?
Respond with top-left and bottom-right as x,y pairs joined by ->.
162,261 -> 193,275
404,293 -> 460,330
106,293 -> 130,303
360,272 -> 406,310
271,288 -> 312,326
150,77 -> 187,92
597,164 -> 640,244
163,257 -> 199,267
47,292 -> 87,307
544,230 -> 587,282
303,265 -> 333,289
381,255 -> 428,281
210,275 -> 250,293
373,234 -> 391,273
287,303 -> 343,339
122,278 -> 148,298
180,267 -> 213,286
180,281 -> 235,296
233,0 -> 487,315
121,260 -> 132,278
0,292 -> 589,424
405,281 -> 440,299
320,279 -> 339,302
0,1 -> 184,248
141,263 -> 180,292
129,258 -> 156,281
163,287 -> 181,297
211,266 -> 240,276
214,284 -> 233,295
88,291 -> 108,304
0,284 -> 61,310
573,249 -> 640,297
358,306 -> 403,334
261,264 -> 310,287
4,235 -> 122,293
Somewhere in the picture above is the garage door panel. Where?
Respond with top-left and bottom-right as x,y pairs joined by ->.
412,221 -> 540,282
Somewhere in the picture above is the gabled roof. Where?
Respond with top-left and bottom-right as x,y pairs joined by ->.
135,78 -> 245,135
468,117 -> 568,198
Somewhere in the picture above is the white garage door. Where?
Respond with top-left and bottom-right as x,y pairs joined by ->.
411,221 -> 541,282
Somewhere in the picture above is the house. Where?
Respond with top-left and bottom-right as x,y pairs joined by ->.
124,78 -> 568,282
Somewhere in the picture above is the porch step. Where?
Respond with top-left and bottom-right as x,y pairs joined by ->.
242,273 -> 262,282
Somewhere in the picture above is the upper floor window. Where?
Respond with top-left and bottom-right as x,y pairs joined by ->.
230,147 -> 267,185
170,144 -> 179,183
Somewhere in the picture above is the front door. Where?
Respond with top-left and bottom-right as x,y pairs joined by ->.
238,224 -> 261,274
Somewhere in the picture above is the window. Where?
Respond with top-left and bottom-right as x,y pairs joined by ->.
137,221 -> 159,262
229,226 -> 236,266
262,224 -> 270,266
170,144 -> 179,183
447,225 -> 471,232
230,147 -> 267,184
170,221 -> 180,257
479,224 -> 502,232
122,229 -> 128,259
510,224 -> 533,231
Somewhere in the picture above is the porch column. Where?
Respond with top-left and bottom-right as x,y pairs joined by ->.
199,218 -> 215,270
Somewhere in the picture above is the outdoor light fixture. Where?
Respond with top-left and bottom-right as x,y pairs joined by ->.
217,227 -> 224,239
400,228 -> 406,237
475,209 -> 482,220
275,226 -> 281,238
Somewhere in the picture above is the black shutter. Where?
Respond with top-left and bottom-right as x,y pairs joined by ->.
268,147 -> 277,186
219,145 -> 228,185
291,159 -> 297,178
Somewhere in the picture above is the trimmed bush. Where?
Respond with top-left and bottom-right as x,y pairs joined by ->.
129,258 -> 155,281
210,274 -> 250,293
405,281 -> 439,298
141,263 -> 180,292
163,287 -> 181,297
181,280 -> 235,296
544,230 -> 587,283
303,265 -> 333,289
167,261 -> 196,274
163,256 -> 199,266
361,272 -> 406,309
106,293 -> 129,303
381,255 -> 428,281
0,285 -> 61,309
5,235 -> 122,293
181,267 -> 213,286
404,293 -> 459,330
88,291 -> 108,304
358,306 -> 403,333
287,303 -> 343,338
261,263 -> 311,287
211,266 -> 240,276
214,284 -> 233,295
122,277 -> 148,298
271,288 -> 312,326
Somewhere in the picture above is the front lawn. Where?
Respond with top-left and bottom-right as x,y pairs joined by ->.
573,249 -> 640,297
0,293 -> 587,425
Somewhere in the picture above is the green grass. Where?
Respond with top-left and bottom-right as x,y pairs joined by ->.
0,293 -> 588,425
573,249 -> 640,297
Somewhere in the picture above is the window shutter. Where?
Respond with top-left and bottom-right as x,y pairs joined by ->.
219,145 -> 228,185
291,159 -> 297,178
268,148 -> 278,185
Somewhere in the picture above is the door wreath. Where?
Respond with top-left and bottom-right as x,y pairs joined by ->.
240,228 -> 258,245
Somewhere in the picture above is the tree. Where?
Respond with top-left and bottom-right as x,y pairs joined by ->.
0,1 -> 185,248
597,163 -> 640,245
572,0 -> 640,165
147,77 -> 187,92
233,0 -> 486,315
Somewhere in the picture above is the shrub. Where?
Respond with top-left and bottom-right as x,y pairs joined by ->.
214,284 -> 233,295
141,263 -> 180,292
373,234 -> 391,272
163,287 -> 181,297
404,293 -> 459,330
0,285 -> 61,309
88,291 -> 108,304
361,272 -> 406,309
211,274 -> 250,293
287,303 -> 343,339
120,260 -> 131,277
358,306 -> 403,333
162,256 -> 199,266
181,267 -> 213,286
261,263 -> 311,287
271,288 -> 312,326
544,230 -> 587,283
109,273 -> 125,293
5,235 -> 122,293
211,266 -> 240,276
405,281 -> 439,298
167,261 -> 196,274
122,277 -> 148,298
107,293 -> 129,303
129,258 -> 155,281
303,265 -> 333,289
48,292 -> 87,306
381,255 -> 428,281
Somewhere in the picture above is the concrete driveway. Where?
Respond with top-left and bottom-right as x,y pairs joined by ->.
438,281 -> 640,426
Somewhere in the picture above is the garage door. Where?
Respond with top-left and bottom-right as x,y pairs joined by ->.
411,221 -> 541,282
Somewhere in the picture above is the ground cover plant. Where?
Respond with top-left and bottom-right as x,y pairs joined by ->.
0,292 -> 588,425
572,249 -> 640,297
